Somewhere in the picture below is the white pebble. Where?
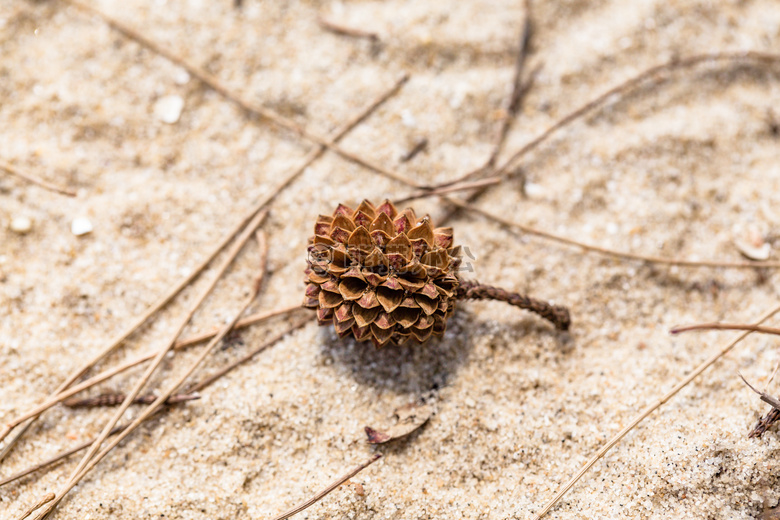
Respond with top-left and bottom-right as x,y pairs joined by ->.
71,217 -> 93,236
524,183 -> 546,198
9,216 -> 32,234
173,68 -> 191,85
154,95 -> 184,124
400,109 -> 417,127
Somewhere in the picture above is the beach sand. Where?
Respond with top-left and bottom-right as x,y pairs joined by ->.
3,1 -> 780,518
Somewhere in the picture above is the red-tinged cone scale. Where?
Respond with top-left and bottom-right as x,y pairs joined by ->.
303,199 -> 570,348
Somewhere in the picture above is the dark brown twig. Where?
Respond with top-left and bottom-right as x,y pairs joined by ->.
456,279 -> 570,331
399,137 -> 428,163
318,15 -> 379,42
63,393 -> 200,409
268,453 -> 382,520
0,160 -> 77,197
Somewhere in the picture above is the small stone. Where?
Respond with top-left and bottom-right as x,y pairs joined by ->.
71,217 -> 93,236
173,68 -> 190,85
154,95 -> 184,124
524,183 -> 545,198
9,216 -> 32,234
400,109 -> 417,127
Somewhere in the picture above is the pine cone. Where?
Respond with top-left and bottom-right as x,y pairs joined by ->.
303,199 -> 460,347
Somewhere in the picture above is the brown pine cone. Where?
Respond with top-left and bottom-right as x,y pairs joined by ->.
303,199 -> 460,347
303,200 -> 571,347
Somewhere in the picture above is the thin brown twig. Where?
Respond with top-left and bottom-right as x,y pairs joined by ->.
0,69 -> 406,463
0,435 -> 104,488
268,453 -> 382,520
0,320 -> 309,489
1,306 -> 303,435
0,160 -> 77,197
531,302 -> 780,519
14,493 -> 55,520
393,177 -> 501,204
766,361 -> 780,390
318,15 -> 379,41
399,137 -> 428,163
436,50 -> 780,190
458,199 -> 780,269
253,230 -> 269,293
740,373 -> 780,411
62,0 -> 417,187
670,323 -> 780,335
2,354 -> 190,430
33,209 -> 269,519
437,51 -> 780,224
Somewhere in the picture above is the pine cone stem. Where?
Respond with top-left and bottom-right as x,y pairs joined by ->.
456,280 -> 571,331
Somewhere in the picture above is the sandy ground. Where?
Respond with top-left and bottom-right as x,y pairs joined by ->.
3,0 -> 780,518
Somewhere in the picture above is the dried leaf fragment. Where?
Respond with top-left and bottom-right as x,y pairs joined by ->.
364,400 -> 433,444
